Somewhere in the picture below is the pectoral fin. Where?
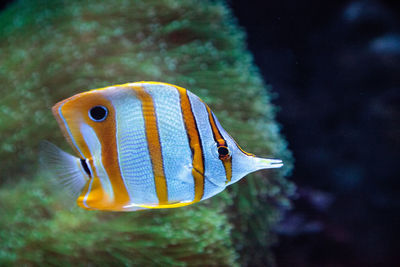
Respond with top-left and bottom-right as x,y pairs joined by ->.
39,141 -> 88,198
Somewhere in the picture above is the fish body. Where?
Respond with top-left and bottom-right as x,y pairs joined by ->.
45,82 -> 282,211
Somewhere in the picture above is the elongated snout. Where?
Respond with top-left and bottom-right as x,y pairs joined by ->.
252,157 -> 283,170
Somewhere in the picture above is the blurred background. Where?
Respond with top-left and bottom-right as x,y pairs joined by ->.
0,0 -> 399,266
229,0 -> 400,266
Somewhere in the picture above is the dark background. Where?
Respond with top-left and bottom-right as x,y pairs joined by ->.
229,0 -> 400,266
1,0 -> 399,266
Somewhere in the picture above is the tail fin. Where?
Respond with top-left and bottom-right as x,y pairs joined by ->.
39,141 -> 88,198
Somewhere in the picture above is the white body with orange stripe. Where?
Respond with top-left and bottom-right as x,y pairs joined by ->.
46,82 -> 283,211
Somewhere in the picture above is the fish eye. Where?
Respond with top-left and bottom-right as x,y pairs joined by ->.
89,106 -> 108,122
217,146 -> 231,160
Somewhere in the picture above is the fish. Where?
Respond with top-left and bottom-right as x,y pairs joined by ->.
42,81 -> 283,211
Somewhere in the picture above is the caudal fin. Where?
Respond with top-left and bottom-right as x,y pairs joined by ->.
39,141 -> 88,198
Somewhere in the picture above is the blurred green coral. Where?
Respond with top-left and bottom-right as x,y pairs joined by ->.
0,176 -> 237,266
0,0 -> 293,266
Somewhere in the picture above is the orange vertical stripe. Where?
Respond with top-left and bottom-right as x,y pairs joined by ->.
83,98 -> 130,210
176,87 -> 205,202
133,86 -> 168,205
204,105 -> 233,183
224,160 -> 232,183
204,105 -> 226,146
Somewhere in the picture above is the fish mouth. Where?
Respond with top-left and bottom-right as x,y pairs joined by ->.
268,159 -> 284,168
253,157 -> 284,169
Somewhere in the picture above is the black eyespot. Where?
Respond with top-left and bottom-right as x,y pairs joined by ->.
89,106 -> 108,122
217,146 -> 230,160
218,146 -> 229,156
